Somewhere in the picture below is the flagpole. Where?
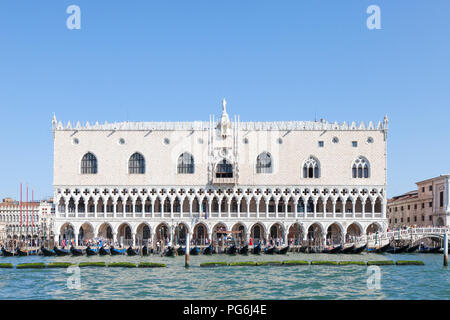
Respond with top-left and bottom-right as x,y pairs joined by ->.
20,182 -> 22,243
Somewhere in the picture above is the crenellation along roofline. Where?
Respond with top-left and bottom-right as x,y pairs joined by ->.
52,120 -> 388,132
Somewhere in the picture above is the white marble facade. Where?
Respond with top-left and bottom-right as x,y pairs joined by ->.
52,100 -> 389,246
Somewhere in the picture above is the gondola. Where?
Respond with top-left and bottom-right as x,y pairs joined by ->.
1,247 -> 14,257
190,246 -> 200,256
351,244 -> 367,254
126,246 -> 138,256
142,246 -> 149,256
202,245 -> 213,255
86,246 -> 98,256
298,246 -> 308,253
226,245 -> 237,255
322,245 -> 342,254
41,246 -> 57,257
419,246 -> 441,253
341,245 -> 355,254
308,247 -> 322,254
239,245 -> 249,255
386,244 -> 409,254
54,246 -> 70,256
15,248 -> 28,256
252,244 -> 261,255
99,246 -> 110,256
264,246 -> 276,255
276,246 -> 290,255
406,244 -> 420,253
177,246 -> 186,256
374,243 -> 390,253
70,246 -> 84,256
164,246 -> 176,257
110,246 -> 126,255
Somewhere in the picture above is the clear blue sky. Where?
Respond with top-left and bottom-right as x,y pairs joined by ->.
0,1 -> 449,200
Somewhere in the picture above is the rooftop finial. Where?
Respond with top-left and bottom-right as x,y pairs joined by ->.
222,98 -> 227,114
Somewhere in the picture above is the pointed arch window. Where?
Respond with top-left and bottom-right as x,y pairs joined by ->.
256,152 -> 272,174
216,159 -> 233,178
177,153 -> 194,174
303,156 -> 320,178
352,156 -> 370,178
81,153 -> 97,174
129,153 -> 145,174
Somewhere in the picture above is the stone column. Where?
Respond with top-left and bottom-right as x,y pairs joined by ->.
332,201 -> 336,218
132,232 -> 136,247
294,200 -> 298,219
352,201 -> 356,218
74,232 -> 79,247
313,200 -> 317,218
382,199 -> 387,219
361,200 -> 365,217
275,200 -> 279,219
113,201 -> 117,218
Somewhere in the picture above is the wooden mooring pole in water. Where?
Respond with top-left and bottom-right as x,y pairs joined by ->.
185,232 -> 190,268
444,231 -> 448,267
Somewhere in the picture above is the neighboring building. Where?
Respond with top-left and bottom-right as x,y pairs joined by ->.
0,198 -> 55,241
52,100 -> 389,246
387,175 -> 450,228
0,222 -> 6,241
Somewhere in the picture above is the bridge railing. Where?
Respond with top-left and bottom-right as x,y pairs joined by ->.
352,227 -> 448,245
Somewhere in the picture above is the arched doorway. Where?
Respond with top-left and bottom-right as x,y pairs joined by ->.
307,223 -> 324,246
136,223 -> 151,246
193,223 -> 208,245
288,223 -> 304,245
269,223 -> 284,245
78,223 -> 94,245
174,223 -> 188,245
155,223 -> 170,245
97,223 -> 113,243
326,223 -> 343,245
60,223 -> 75,246
347,223 -> 363,243
250,223 -> 265,243
232,223 -> 246,245
117,223 -> 133,247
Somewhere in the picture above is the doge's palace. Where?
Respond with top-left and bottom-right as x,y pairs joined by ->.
52,100 -> 389,247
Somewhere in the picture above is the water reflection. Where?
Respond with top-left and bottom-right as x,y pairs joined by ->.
0,253 -> 447,300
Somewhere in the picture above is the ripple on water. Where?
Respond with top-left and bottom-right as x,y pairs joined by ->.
0,253 -> 448,300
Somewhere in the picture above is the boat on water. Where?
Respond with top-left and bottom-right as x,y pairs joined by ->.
99,246 -> 110,256
386,244 -> 409,254
406,244 -> 420,253
298,246 -> 308,253
164,246 -> 176,257
54,246 -> 70,256
322,245 -> 342,254
419,246 -> 441,253
70,246 -> 84,256
239,245 -> 249,255
190,246 -> 200,256
126,246 -> 138,256
86,246 -> 98,256
110,247 -> 126,255
252,244 -> 261,255
308,247 -> 322,253
15,248 -> 29,256
276,246 -> 290,255
351,244 -> 367,254
41,246 -> 57,257
226,245 -> 237,255
341,245 -> 355,254
373,243 -> 390,253
1,247 -> 14,256
264,246 -> 276,255
202,245 -> 213,255
177,246 -> 186,256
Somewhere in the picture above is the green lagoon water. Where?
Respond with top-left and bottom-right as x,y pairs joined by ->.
0,253 -> 448,300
